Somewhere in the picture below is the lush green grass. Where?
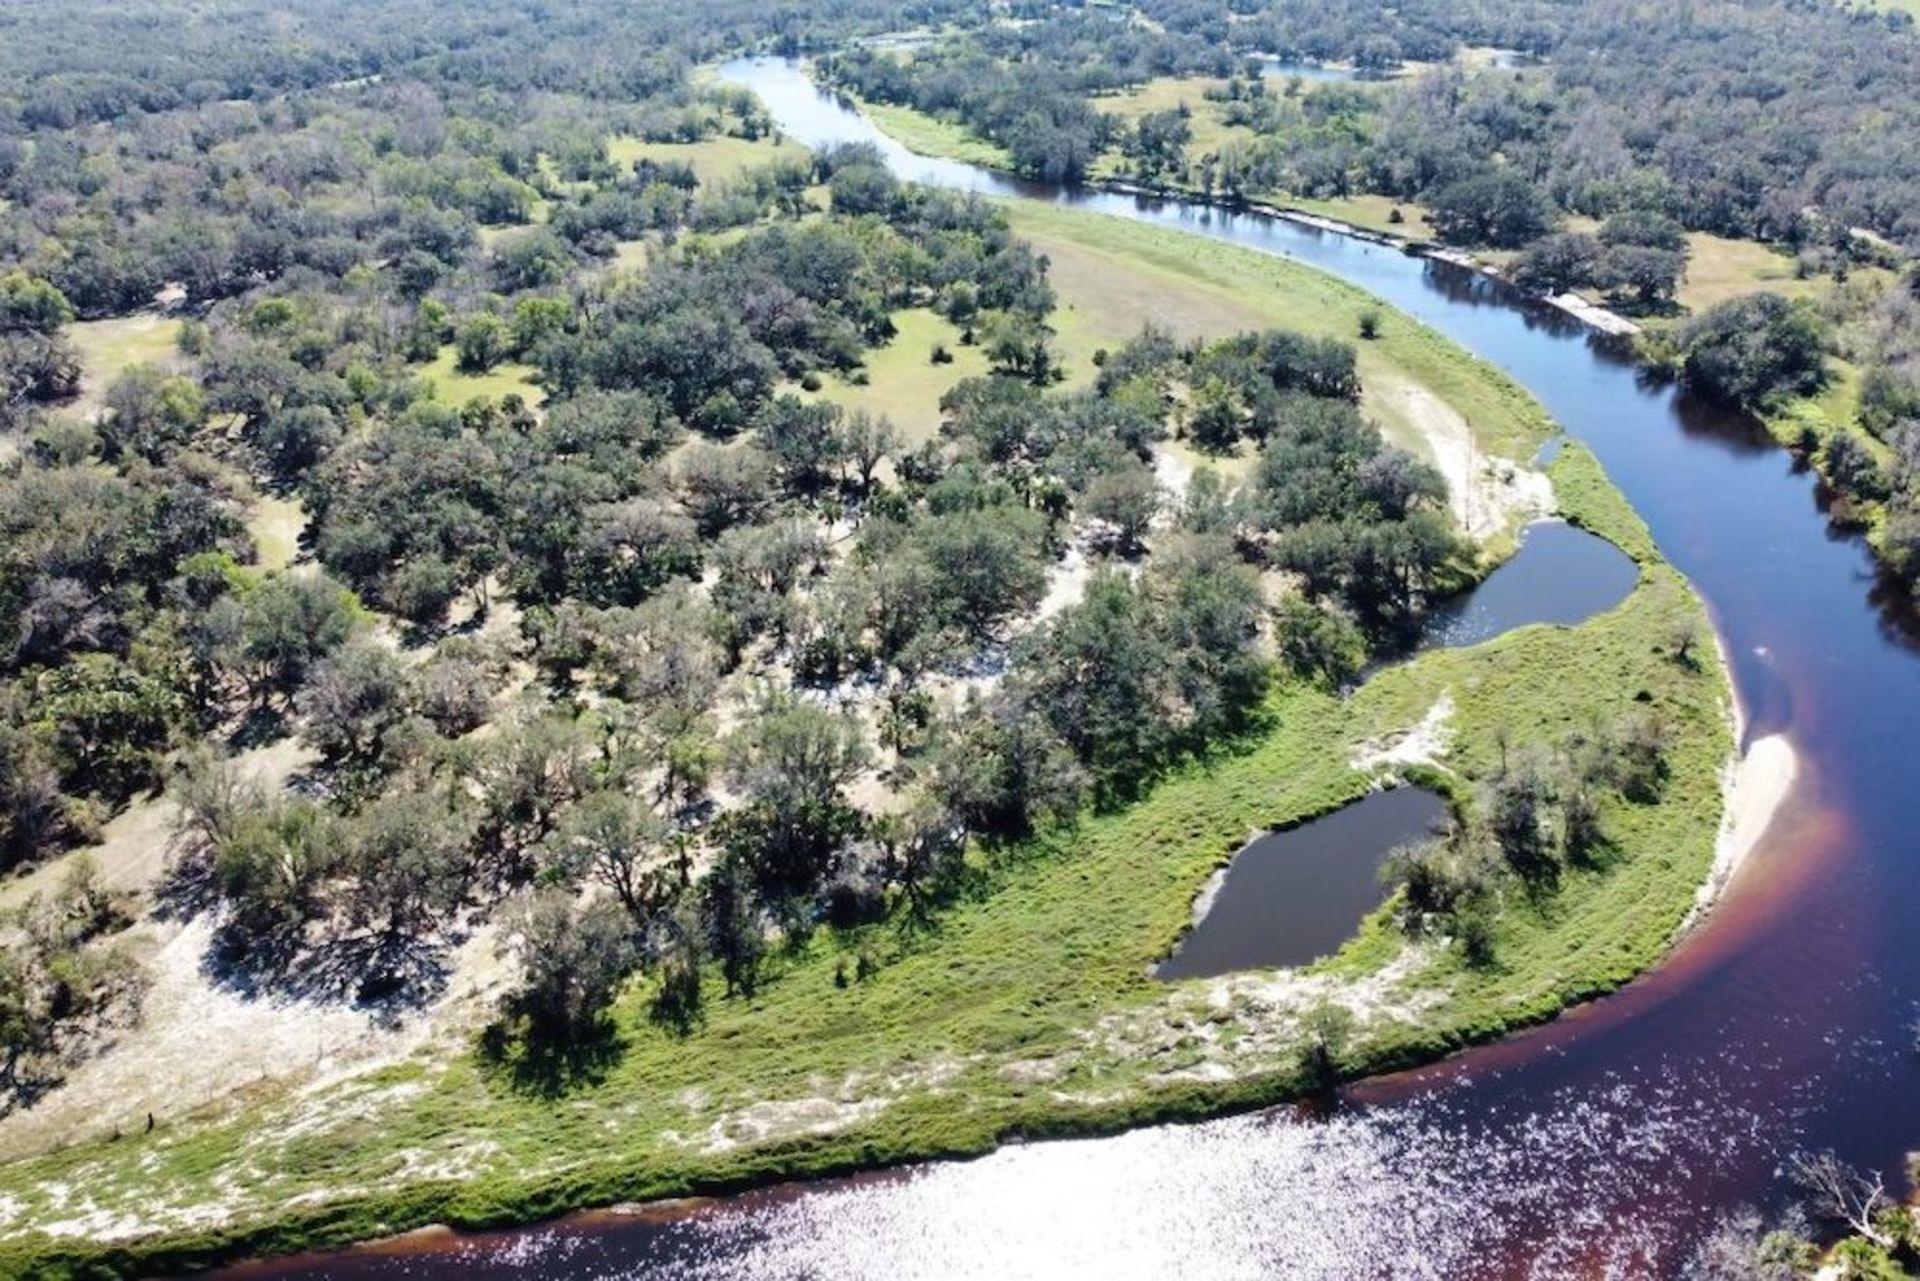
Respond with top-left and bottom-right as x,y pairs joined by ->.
791,306 -> 989,443
1088,76 -> 1252,167
246,492 -> 308,572
1002,199 -> 1554,459
417,346 -> 545,408
858,100 -> 1012,169
1282,194 -> 1436,242
608,134 -> 807,188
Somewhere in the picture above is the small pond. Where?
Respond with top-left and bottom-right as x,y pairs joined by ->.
1155,786 -> 1449,980
1424,519 -> 1638,650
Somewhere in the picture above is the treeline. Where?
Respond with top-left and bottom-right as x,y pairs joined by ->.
1157,0 -> 1920,251
825,0 -> 1920,258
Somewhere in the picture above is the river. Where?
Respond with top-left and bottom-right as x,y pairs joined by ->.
225,58 -> 1920,1279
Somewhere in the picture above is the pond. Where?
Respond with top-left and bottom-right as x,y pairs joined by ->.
1422,519 -> 1638,650
1154,787 -> 1449,981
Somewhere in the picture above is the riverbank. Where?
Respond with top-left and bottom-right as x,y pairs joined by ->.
0,150 -> 1731,1279
0,463 -> 1732,1281
817,77 -> 1646,343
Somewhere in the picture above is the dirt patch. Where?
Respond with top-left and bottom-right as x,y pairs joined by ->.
1350,692 -> 1455,773
0,916 -> 505,1163
0,738 -> 315,912
1373,376 -> 1553,542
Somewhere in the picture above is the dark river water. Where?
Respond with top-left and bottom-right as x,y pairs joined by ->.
218,57 -> 1920,1280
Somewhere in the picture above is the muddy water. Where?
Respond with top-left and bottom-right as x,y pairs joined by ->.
218,57 -> 1920,1280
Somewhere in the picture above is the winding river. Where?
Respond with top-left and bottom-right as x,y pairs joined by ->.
229,59 -> 1920,1278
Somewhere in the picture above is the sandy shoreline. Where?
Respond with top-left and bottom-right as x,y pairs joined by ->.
1684,731 -> 1798,931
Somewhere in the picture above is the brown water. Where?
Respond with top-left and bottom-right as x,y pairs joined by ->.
212,58 -> 1920,1280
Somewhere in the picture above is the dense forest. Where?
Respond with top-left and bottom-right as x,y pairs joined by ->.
816,0 -> 1920,592
0,0 -> 1501,1099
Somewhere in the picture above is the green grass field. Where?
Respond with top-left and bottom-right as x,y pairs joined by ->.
859,100 -> 1012,169
792,306 -> 989,443
609,134 -> 807,187
1088,75 -> 1253,166
65,314 -> 184,413
418,345 -> 545,408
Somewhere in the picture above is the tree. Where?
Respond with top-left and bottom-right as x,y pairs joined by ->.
1678,294 -> 1828,411
1428,172 -> 1556,249
498,889 -> 638,1046
0,273 -> 75,334
1298,1001 -> 1352,1091
675,441 -> 773,537
98,366 -> 205,463
758,394 -> 845,495
1511,232 -> 1601,294
1080,462 -> 1162,555
700,852 -> 766,997
543,790 -> 674,924
1598,244 -> 1686,307
240,573 -> 360,700
1789,1151 -> 1895,1248
1272,595 -> 1366,686
1484,754 -> 1559,885
722,693 -> 869,900
981,311 -> 1058,383
296,637 -> 407,766
455,312 -> 512,373
924,698 -> 1085,840
340,789 -> 473,964
841,411 -> 897,496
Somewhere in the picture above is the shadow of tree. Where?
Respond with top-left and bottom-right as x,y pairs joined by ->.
478,1015 -> 628,1099
199,919 -> 456,1021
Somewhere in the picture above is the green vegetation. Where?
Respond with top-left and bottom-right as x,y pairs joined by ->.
609,134 -> 807,188
792,306 -> 989,442
0,3 -> 1762,1273
0,431 -> 1728,1276
858,100 -> 1012,169
419,344 -> 545,408
1002,200 -> 1553,458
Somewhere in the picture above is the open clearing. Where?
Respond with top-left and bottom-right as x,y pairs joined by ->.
609,134 -> 807,187
418,345 -> 545,408
793,306 -> 989,443
65,314 -> 184,417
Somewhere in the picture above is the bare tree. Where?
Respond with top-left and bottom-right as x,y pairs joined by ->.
1790,1150 -> 1894,1246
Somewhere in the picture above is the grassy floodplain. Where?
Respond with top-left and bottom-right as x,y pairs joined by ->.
0,203 -> 1731,1277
